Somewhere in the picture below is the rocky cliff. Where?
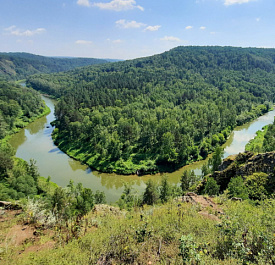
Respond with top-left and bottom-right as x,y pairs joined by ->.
198,151 -> 275,193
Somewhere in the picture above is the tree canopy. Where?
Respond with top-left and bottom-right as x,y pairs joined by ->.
26,46 -> 275,174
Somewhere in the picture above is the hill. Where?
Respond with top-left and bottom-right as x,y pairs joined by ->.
0,52 -> 109,80
26,46 -> 275,174
0,80 -> 49,139
1,197 -> 274,264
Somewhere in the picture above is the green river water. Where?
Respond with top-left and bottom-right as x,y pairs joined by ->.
9,96 -> 275,202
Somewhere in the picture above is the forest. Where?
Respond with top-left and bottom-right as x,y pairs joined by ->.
0,52 -> 109,81
27,46 -> 275,174
0,79 -> 48,139
0,79 -> 47,200
1,46 -> 275,264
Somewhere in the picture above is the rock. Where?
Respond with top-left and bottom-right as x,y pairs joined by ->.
198,151 -> 275,193
231,197 -> 242,202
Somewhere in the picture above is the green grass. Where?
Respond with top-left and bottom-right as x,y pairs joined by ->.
2,198 -> 274,265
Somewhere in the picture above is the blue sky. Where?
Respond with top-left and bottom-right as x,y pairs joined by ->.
0,0 -> 274,59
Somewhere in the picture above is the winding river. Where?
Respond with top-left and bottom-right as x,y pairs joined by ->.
9,96 -> 275,202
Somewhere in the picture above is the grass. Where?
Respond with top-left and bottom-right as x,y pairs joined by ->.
1,198 -> 274,264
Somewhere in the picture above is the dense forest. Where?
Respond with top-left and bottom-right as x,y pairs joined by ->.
0,52 -> 110,80
0,78 -> 105,206
26,46 -> 275,174
0,79 -> 47,199
0,79 -> 48,139
0,46 -> 275,264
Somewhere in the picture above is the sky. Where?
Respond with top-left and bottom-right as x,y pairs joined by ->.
0,0 -> 274,59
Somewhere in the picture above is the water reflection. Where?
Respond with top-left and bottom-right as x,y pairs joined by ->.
68,158 -> 89,172
10,129 -> 27,150
27,116 -> 47,135
9,94 -> 275,203
48,148 -> 60,153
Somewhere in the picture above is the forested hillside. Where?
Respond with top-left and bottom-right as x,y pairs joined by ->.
0,52 -> 109,80
0,79 -> 48,199
27,46 -> 275,174
0,80 -> 48,139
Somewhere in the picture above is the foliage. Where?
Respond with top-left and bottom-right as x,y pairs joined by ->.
179,234 -> 201,264
245,172 -> 269,200
201,161 -> 211,177
0,155 -> 41,200
142,179 -> 159,205
215,200 -> 275,264
203,177 -> 220,196
0,80 -> 48,139
211,146 -> 224,172
227,176 -> 249,200
245,125 -> 268,153
94,190 -> 106,204
262,118 -> 275,152
180,170 -> 198,194
4,198 -> 275,265
117,183 -> 140,210
26,46 -> 275,174
159,175 -> 172,203
0,52 -> 109,81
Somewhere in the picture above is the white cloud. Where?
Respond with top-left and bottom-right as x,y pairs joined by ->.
116,19 -> 145,29
112,39 -> 123,43
93,0 -> 144,11
185,26 -> 193,30
200,26 -> 206,30
5,25 -> 16,31
5,26 -> 46,37
210,31 -> 216,35
107,38 -> 123,43
160,36 -> 181,42
75,40 -> 93,44
224,0 -> 256,6
256,17 -> 260,22
77,0 -> 91,7
144,25 -> 161,32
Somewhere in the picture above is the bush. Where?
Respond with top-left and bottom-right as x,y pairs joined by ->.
203,177 -> 220,196
227,176 -> 248,200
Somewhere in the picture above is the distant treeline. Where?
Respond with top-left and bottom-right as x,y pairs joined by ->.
0,52 -> 109,80
27,46 -> 275,174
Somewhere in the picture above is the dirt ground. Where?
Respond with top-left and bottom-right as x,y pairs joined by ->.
177,192 -> 224,221
0,208 -> 55,258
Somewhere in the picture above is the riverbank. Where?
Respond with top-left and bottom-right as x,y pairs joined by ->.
245,125 -> 268,153
3,103 -> 50,142
9,94 -> 275,203
51,105 -> 272,176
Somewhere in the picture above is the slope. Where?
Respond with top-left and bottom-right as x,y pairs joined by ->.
0,52 -> 109,80
26,46 -> 275,174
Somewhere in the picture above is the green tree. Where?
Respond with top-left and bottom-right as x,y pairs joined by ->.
227,176 -> 248,199
117,183 -> 137,210
245,173 -> 268,200
203,177 -> 220,196
94,190 -> 106,204
143,179 -> 159,205
159,175 -> 171,203
211,146 -> 224,172
180,170 -> 196,194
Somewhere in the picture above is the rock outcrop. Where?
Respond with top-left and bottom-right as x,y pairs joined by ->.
198,151 -> 275,193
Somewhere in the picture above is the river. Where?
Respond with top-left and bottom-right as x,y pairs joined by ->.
9,96 -> 275,203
